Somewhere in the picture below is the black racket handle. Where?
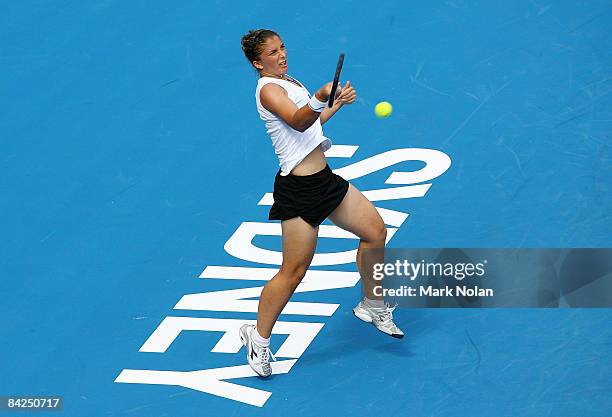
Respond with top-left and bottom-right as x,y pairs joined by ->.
328,53 -> 345,107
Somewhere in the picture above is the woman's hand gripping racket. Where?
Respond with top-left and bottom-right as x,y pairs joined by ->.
328,53 -> 345,107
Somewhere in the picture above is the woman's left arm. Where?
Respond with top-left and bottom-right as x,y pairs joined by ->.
320,81 -> 356,125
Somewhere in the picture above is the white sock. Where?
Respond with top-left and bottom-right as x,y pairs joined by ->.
364,297 -> 385,308
252,327 -> 270,347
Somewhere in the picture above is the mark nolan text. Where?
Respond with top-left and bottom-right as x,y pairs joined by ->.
421,285 -> 493,297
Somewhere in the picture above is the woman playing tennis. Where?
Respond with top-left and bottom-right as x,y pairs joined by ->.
240,29 -> 403,377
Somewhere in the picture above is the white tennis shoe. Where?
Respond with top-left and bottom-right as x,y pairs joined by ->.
353,300 -> 405,339
239,324 -> 276,377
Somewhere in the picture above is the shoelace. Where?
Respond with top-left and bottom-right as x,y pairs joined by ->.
376,304 -> 397,324
259,345 -> 277,364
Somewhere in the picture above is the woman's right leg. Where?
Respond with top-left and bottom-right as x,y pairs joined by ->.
256,216 -> 318,338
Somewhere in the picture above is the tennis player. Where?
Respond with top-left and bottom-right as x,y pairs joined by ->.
239,29 -> 404,377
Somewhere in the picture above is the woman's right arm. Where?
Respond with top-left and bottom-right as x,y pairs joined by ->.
260,83 -> 333,132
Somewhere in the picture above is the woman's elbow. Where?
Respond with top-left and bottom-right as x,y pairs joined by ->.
291,121 -> 308,132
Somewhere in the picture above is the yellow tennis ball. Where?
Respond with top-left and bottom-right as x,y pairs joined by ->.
375,101 -> 393,118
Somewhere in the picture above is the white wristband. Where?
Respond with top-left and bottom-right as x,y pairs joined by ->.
308,94 -> 327,112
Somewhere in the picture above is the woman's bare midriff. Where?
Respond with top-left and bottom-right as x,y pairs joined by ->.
289,144 -> 328,176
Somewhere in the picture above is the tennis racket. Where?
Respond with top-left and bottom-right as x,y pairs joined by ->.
328,53 -> 345,107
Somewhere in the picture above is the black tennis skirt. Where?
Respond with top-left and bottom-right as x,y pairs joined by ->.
268,164 -> 350,228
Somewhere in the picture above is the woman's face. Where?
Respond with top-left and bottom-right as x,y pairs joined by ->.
253,35 -> 287,76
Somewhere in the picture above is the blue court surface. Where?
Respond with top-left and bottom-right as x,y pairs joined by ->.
2,1 -> 612,416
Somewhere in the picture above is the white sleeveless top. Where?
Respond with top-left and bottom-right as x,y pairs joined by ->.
255,75 -> 332,176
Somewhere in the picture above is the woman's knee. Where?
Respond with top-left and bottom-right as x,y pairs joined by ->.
365,218 -> 387,244
279,263 -> 309,285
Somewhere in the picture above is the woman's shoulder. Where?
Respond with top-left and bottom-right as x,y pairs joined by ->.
256,75 -> 309,103
257,76 -> 283,89
258,75 -> 304,86
257,78 -> 288,95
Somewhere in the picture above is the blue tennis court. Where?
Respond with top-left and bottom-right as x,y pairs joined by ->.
2,1 -> 611,416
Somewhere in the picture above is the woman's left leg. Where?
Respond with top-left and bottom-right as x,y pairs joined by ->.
328,184 -> 387,300
328,183 -> 404,338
